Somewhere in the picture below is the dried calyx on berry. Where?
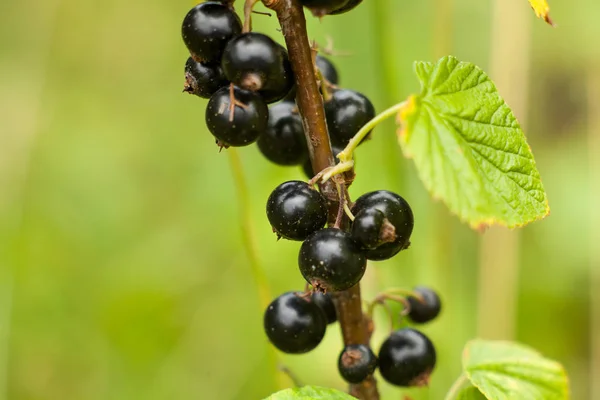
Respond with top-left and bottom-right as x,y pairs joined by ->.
264,291 -> 327,354
184,57 -> 228,99
205,86 -> 268,147
181,2 -> 242,63
351,190 -> 414,261
378,328 -> 436,387
222,33 -> 294,103
338,344 -> 378,384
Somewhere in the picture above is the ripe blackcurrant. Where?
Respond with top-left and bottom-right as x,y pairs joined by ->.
330,0 -> 363,14
407,287 -> 441,324
378,328 -> 436,387
264,292 -> 327,354
257,101 -> 307,166
184,57 -> 228,99
302,143 -> 345,178
181,2 -> 242,63
266,181 -> 328,241
301,0 -> 350,16
205,86 -> 268,147
338,344 -> 378,384
324,89 -> 376,147
298,228 -> 367,292
311,292 -> 337,324
351,190 -> 413,261
351,208 -> 391,250
222,33 -> 294,103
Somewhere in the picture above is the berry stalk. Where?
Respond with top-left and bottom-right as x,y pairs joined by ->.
259,0 -> 379,398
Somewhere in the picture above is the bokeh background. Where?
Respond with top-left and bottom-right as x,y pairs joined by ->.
1,0 -> 599,399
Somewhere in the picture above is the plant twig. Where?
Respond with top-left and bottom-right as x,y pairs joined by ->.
259,0 -> 378,398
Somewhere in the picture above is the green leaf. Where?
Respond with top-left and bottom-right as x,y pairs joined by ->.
264,386 -> 356,400
398,55 -> 549,229
456,385 -> 488,400
463,339 -> 569,400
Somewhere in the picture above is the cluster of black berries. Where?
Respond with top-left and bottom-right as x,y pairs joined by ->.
182,1 -> 374,173
181,0 -> 440,391
264,183 -> 440,386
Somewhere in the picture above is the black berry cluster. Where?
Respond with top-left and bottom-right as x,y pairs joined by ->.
180,1 -> 441,391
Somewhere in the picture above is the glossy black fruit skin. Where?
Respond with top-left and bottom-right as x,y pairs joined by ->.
205,86 -> 268,147
311,292 -> 337,324
316,55 -> 339,85
338,344 -> 378,384
352,191 -> 414,261
407,287 -> 442,324
301,0 -> 350,16
222,34 -> 294,103
302,143 -> 345,178
264,292 -> 327,354
258,102 -> 307,165
330,0 -> 363,14
378,328 -> 436,387
324,89 -> 376,147
351,208 -> 387,250
298,228 -> 367,292
266,181 -> 328,241
182,2 -> 242,63
184,57 -> 228,99
285,54 -> 339,102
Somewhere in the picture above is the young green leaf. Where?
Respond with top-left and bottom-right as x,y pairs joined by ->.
463,339 -> 569,400
398,55 -> 549,229
264,386 -> 356,400
456,385 -> 488,400
528,0 -> 554,26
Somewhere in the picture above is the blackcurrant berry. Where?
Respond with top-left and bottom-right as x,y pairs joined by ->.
298,228 -> 367,292
205,86 -> 268,147
330,0 -> 363,14
257,102 -> 307,166
302,143 -> 345,179
407,287 -> 441,324
351,208 -> 393,250
324,89 -> 376,147
301,0 -> 350,16
351,190 -> 413,261
222,33 -> 294,103
181,2 -> 242,63
264,291 -> 327,354
266,181 -> 328,241
338,344 -> 378,384
316,54 -> 339,85
378,328 -> 436,387
284,54 -> 339,102
311,292 -> 337,324
184,57 -> 228,99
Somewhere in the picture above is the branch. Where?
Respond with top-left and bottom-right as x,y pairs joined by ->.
260,0 -> 379,398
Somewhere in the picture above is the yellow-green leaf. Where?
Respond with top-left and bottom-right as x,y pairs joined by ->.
398,56 -> 549,229
529,0 -> 555,26
463,340 -> 569,400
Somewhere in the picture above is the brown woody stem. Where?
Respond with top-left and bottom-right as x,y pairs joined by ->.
260,0 -> 378,398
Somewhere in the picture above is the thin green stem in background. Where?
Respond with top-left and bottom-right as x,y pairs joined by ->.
444,373 -> 468,400
337,101 -> 406,163
227,148 -> 285,390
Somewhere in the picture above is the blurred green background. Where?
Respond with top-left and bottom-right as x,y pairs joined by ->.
1,0 -> 598,399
